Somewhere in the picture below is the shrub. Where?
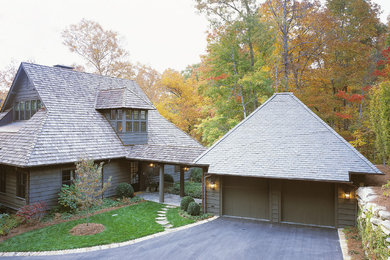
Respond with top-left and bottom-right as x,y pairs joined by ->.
58,184 -> 79,212
190,168 -> 202,183
16,201 -> 48,224
0,214 -> 20,236
164,174 -> 174,183
116,183 -> 134,198
180,196 -> 195,211
187,202 -> 200,216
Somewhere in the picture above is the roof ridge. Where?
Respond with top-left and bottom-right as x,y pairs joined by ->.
194,93 -> 278,163
125,86 -> 155,108
289,94 -> 381,174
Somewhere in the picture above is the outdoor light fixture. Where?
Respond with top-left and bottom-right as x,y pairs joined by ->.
344,191 -> 351,199
183,167 -> 189,171
149,163 -> 154,168
210,181 -> 216,190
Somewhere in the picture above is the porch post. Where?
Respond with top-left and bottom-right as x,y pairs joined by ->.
180,166 -> 185,197
159,164 -> 164,203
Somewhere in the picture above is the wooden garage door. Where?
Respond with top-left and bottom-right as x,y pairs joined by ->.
223,176 -> 269,220
281,180 -> 335,227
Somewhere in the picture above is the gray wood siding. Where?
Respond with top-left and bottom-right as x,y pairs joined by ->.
103,160 -> 131,197
205,175 -> 220,215
4,69 -> 40,111
0,166 -> 26,209
118,132 -> 148,145
29,167 -> 63,207
269,180 -> 281,223
337,184 -> 357,227
0,110 -> 13,126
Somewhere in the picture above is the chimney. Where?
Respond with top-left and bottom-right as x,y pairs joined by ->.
53,65 -> 74,70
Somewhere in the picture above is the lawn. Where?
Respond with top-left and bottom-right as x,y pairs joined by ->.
0,201 -> 164,252
166,207 -> 195,228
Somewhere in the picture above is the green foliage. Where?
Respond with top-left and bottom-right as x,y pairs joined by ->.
189,168 -> 202,183
166,207 -> 195,228
0,214 -> 20,236
115,183 -> 134,198
187,202 -> 200,216
180,196 -> 195,211
383,181 -> 390,197
357,208 -> 390,258
178,209 -> 213,221
164,174 -> 174,183
168,182 -> 202,198
58,184 -> 79,212
73,159 -> 111,224
0,201 -> 164,252
370,82 -> 390,165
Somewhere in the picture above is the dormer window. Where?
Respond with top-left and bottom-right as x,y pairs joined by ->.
14,99 -> 42,121
107,109 -> 147,133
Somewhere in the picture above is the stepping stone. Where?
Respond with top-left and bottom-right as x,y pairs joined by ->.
157,213 -> 165,217
164,224 -> 173,229
156,220 -> 169,225
157,211 -> 166,214
156,217 -> 167,220
166,205 -> 176,208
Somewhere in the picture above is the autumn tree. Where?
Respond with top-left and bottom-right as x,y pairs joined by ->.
62,19 -> 134,78
73,159 -> 111,224
134,64 -> 161,104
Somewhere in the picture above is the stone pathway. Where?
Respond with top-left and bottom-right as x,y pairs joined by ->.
155,205 -> 177,230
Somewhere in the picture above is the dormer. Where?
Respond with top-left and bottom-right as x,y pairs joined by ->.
95,87 -> 155,145
0,66 -> 43,127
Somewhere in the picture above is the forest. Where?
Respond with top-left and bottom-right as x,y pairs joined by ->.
0,0 -> 389,165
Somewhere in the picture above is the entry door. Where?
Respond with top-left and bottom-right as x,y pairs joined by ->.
281,180 -> 335,227
223,176 -> 269,220
130,162 -> 140,191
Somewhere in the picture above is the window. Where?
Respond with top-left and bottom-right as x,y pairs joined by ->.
16,171 -> 27,198
108,109 -> 147,133
130,162 -> 139,184
13,99 -> 42,121
0,167 -> 6,193
62,169 -> 75,186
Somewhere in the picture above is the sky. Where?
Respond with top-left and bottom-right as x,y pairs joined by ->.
0,0 -> 389,73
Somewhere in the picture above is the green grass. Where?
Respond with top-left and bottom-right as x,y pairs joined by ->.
0,201 -> 164,252
166,207 -> 195,228
168,181 -> 202,198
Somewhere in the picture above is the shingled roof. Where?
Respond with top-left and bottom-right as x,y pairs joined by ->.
95,87 -> 155,110
195,93 -> 381,182
0,63 -> 204,167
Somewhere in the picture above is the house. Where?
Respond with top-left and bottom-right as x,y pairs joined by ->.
0,62 -> 205,210
195,92 -> 382,228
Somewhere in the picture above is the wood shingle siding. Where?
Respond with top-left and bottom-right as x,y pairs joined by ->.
29,167 -> 63,207
336,184 -> 357,227
103,160 -> 132,197
205,175 -> 220,215
0,166 -> 26,209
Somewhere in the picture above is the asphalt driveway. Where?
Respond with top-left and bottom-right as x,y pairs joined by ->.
8,217 -> 342,260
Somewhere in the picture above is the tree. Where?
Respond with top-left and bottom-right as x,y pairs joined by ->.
155,68 -> 205,140
73,159 -> 111,224
62,19 -> 134,78
370,82 -> 390,165
134,64 -> 161,104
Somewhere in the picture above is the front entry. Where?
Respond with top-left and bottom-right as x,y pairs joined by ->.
130,162 -> 140,191
223,176 -> 269,220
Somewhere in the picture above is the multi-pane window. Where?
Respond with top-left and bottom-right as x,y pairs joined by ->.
130,162 -> 139,184
14,99 -> 42,121
62,169 -> 76,186
0,166 -> 6,193
108,109 -> 147,133
16,171 -> 27,198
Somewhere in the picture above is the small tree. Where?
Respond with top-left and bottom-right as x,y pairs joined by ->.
73,159 -> 111,225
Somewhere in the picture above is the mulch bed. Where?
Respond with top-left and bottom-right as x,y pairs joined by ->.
69,223 -> 105,236
344,227 -> 365,260
0,200 -> 145,243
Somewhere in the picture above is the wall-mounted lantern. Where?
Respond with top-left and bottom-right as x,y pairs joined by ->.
149,163 -> 155,168
209,181 -> 216,190
183,166 -> 189,171
344,191 -> 351,199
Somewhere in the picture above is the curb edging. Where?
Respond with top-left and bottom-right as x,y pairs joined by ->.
338,228 -> 351,260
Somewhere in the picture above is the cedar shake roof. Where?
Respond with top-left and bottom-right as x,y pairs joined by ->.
95,87 -> 155,110
0,63 -> 204,167
195,93 -> 382,182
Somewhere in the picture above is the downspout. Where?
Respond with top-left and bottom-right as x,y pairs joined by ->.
203,174 -> 212,213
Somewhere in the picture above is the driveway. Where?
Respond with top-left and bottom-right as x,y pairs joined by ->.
8,217 -> 342,260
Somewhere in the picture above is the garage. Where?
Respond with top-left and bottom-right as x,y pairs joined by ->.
281,180 -> 335,227
196,93 -> 382,228
223,176 -> 269,220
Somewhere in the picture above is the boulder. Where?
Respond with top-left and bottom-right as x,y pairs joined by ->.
379,211 -> 390,220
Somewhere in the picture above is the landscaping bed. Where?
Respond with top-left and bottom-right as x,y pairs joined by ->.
167,181 -> 202,198
0,201 -> 164,252
343,227 -> 365,259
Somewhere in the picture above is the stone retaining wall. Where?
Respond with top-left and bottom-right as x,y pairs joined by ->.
356,187 -> 390,258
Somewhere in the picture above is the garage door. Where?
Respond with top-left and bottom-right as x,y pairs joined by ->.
281,180 -> 335,227
223,176 -> 269,220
